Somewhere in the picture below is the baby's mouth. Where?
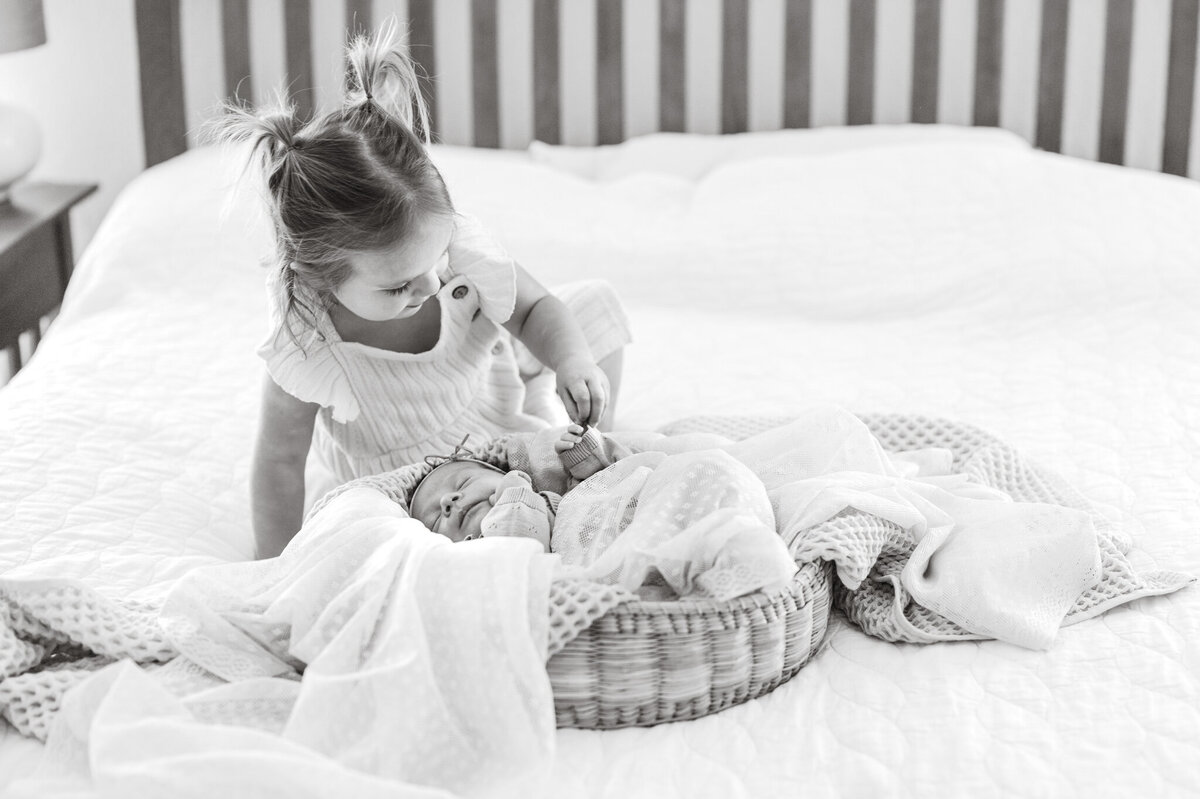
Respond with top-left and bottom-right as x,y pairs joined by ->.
462,497 -> 491,535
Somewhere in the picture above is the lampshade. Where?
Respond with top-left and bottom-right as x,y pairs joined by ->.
0,0 -> 46,55
0,0 -> 46,202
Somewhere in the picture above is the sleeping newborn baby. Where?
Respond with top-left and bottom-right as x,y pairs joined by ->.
409,425 -> 797,601
409,425 -> 632,550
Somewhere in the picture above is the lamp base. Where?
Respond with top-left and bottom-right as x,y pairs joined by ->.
0,102 -> 42,203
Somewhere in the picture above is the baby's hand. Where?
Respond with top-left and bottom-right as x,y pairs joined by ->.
490,470 -> 532,504
554,424 -> 587,454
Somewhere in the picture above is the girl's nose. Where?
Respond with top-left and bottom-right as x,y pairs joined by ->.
439,491 -> 461,516
416,269 -> 440,299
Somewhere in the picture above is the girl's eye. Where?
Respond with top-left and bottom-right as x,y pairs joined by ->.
383,284 -> 410,296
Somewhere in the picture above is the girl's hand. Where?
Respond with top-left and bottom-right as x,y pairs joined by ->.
555,356 -> 609,427
554,424 -> 587,453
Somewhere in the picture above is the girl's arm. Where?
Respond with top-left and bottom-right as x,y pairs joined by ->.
503,263 -> 609,426
251,372 -> 319,559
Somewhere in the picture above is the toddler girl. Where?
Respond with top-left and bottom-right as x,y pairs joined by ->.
215,25 -> 630,558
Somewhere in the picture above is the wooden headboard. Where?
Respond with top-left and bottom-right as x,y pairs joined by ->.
134,0 -> 1199,177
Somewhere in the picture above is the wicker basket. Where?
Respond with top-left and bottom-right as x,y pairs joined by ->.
549,559 -> 833,729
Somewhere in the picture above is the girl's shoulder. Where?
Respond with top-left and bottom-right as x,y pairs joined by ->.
257,268 -> 360,423
444,213 -> 517,324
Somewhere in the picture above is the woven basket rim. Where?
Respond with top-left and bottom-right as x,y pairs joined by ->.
561,559 -> 825,623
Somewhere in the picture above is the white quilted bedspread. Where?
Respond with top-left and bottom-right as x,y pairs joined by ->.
2,127 -> 1198,796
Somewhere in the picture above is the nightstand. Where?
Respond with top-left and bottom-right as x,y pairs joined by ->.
0,182 -> 97,377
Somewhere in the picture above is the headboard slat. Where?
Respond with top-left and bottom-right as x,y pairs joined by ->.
472,0 -> 501,148
1100,0 -> 1136,165
283,0 -> 314,120
973,0 -> 1004,127
847,0 -> 876,126
597,0 -> 625,144
783,0 -> 813,129
721,0 -> 750,134
221,0 -> 253,103
345,0 -> 373,36
135,0 -> 187,167
1036,0 -> 1069,153
911,0 -> 941,123
407,0 -> 437,136
1162,0 -> 1198,176
659,0 -> 687,133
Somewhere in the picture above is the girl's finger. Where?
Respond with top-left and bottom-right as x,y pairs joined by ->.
560,389 -> 580,423
570,384 -> 591,427
587,379 -> 606,426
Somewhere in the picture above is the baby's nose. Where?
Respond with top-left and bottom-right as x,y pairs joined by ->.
439,491 -> 461,516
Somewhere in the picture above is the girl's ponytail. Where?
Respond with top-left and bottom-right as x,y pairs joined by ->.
206,94 -> 305,179
343,19 -> 433,144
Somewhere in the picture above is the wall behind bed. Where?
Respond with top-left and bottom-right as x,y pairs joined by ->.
142,0 -> 1200,178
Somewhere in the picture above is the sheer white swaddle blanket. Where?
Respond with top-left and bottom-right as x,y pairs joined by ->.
10,488 -> 558,799
724,408 -> 1102,650
551,449 -> 799,601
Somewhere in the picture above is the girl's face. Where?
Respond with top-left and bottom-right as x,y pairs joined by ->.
334,214 -> 454,322
409,460 -> 506,542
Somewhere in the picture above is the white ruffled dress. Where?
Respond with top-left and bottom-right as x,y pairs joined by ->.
257,213 -> 632,509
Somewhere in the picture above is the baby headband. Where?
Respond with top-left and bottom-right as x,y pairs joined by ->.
411,434 -> 504,501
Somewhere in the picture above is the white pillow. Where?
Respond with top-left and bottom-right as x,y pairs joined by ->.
528,124 -> 1030,182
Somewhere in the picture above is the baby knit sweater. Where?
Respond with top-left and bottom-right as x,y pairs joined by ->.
481,427 -> 629,550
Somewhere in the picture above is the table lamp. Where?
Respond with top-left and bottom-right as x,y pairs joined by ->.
0,0 -> 46,204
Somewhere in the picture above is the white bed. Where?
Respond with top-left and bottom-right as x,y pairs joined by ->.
2,125 -> 1198,796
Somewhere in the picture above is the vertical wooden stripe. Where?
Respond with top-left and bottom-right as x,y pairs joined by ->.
846,0 -> 875,124
309,0 -> 344,113
597,0 -> 624,143
1125,0 -> 1171,171
1036,0 -> 1068,151
624,0 -> 661,138
222,0 -> 253,101
998,0 -> 1040,143
811,0 -> 848,127
873,0 -> 913,124
784,0 -> 813,127
974,0 -> 1004,126
135,0 -> 188,166
911,0 -> 939,122
497,0 -> 535,149
1061,0 -> 1106,162
937,0 -> 975,125
434,0 -> 473,146
1163,0 -> 1198,175
472,0 -> 500,147
180,0 -> 224,147
248,0 -> 286,107
687,0 -> 723,134
1099,0 -> 1134,164
534,0 -> 560,142
284,0 -> 314,118
747,0 -> 785,131
660,0 -> 687,131
722,0 -> 750,133
409,0 -> 437,136
559,0 -> 597,144
345,0 -> 373,35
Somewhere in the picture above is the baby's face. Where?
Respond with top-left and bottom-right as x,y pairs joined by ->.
409,460 -> 506,542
